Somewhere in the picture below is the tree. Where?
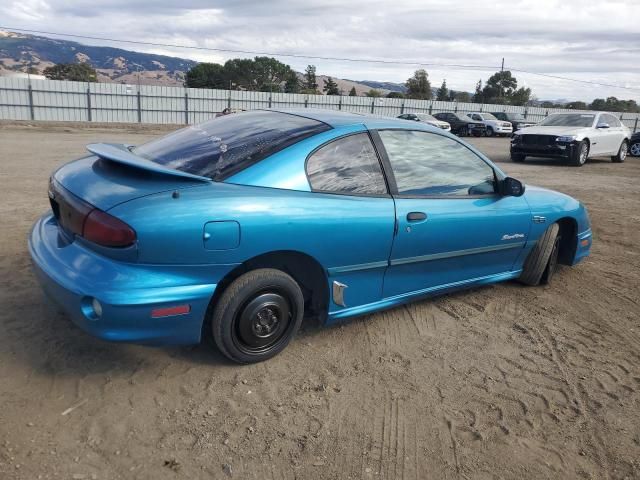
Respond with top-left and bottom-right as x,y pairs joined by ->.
251,56 -> 295,92
482,70 -> 518,103
565,101 -> 588,110
473,80 -> 483,103
43,63 -> 97,82
304,65 -> 318,92
365,89 -> 383,97
284,71 -> 301,93
510,86 -> 532,106
386,91 -> 404,99
405,69 -> 432,100
184,62 -> 227,89
348,86 -> 357,96
454,91 -> 472,103
590,97 -> 639,113
436,79 -> 448,101
323,77 -> 340,95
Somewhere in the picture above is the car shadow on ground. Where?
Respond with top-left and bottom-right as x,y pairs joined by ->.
520,156 -> 614,166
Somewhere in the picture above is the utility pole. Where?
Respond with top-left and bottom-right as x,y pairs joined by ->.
501,58 -> 504,72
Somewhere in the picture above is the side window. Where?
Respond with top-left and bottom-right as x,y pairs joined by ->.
378,130 -> 496,196
605,114 -> 620,127
473,114 -> 482,121
306,133 -> 387,195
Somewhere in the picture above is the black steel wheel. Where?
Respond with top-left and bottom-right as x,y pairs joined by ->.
209,269 -> 304,364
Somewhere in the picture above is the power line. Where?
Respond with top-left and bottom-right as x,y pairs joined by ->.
2,26 -> 639,93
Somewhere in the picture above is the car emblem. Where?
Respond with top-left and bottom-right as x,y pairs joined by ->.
501,233 -> 525,240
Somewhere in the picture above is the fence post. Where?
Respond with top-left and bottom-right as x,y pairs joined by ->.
428,104 -> 432,115
338,97 -> 342,111
27,83 -> 35,121
184,92 -> 189,125
524,108 -> 528,119
370,99 -> 375,114
136,89 -> 142,123
86,86 -> 92,122
227,89 -> 232,109
634,117 -> 638,133
268,95 -> 272,109
304,97 -> 308,108
400,102 -> 405,115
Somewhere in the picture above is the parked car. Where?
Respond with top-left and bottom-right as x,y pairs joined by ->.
490,112 -> 537,133
397,113 -> 451,131
466,112 -> 513,136
629,131 -> 640,157
433,112 -> 486,136
30,109 -> 592,364
511,112 -> 631,166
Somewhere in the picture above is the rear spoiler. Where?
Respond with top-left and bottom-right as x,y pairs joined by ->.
86,143 -> 212,183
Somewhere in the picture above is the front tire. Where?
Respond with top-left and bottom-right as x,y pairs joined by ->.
209,268 -> 304,364
630,140 -> 640,157
611,141 -> 628,163
486,126 -> 494,137
511,152 -> 526,162
568,140 -> 589,166
520,223 -> 560,286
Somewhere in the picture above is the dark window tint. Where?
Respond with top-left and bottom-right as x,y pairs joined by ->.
134,111 -> 331,181
306,133 -> 387,195
379,130 -> 496,196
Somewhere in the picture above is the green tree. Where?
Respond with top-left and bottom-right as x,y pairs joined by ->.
323,76 -> 340,95
284,71 -> 301,93
590,97 -> 639,113
184,62 -> 227,89
348,86 -> 357,96
386,91 -> 404,99
482,70 -> 518,103
436,79 -> 448,101
304,65 -> 318,92
565,101 -> 588,110
454,91 -> 472,103
473,79 -> 483,103
405,69 -> 432,100
365,89 -> 383,97
510,86 -> 532,106
43,63 -> 97,82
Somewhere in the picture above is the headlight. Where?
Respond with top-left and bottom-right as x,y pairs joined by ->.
556,135 -> 577,142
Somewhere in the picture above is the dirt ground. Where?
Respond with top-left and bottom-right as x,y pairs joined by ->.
0,121 -> 639,480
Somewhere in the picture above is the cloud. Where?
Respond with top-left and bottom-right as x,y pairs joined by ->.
1,0 -> 639,101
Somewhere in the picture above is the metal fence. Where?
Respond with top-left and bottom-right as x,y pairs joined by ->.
1,76 -> 639,131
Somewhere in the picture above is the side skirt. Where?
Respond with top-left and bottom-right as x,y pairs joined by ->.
326,270 -> 522,324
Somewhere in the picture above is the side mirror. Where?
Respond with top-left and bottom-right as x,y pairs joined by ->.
501,177 -> 525,197
596,122 -> 610,129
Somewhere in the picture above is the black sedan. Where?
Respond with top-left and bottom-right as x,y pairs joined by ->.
433,112 -> 486,136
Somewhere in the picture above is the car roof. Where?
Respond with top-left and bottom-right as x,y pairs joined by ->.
269,108 -> 433,130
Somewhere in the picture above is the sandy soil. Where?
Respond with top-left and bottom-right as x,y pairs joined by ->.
0,122 -> 639,480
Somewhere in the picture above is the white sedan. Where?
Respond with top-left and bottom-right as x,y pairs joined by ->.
466,112 -> 513,136
397,113 -> 451,131
510,112 -> 631,166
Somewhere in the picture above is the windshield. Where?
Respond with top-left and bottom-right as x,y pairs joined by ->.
540,114 -> 595,127
506,113 -> 526,121
134,111 -> 331,181
482,113 -> 497,120
416,114 -> 437,122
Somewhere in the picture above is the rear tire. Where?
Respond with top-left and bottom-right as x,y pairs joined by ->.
209,268 -> 304,364
611,141 -> 628,163
568,140 -> 589,166
520,223 -> 560,286
511,153 -> 526,162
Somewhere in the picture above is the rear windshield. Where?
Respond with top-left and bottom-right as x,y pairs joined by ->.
134,110 -> 331,181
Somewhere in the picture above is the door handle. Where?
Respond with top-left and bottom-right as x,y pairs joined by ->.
406,212 -> 427,222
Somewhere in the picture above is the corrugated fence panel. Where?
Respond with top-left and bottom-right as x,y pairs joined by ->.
0,77 -> 31,120
0,77 -> 638,131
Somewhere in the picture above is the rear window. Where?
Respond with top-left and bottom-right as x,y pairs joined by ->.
133,110 -> 331,181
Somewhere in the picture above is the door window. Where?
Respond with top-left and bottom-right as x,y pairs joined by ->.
306,133 -> 388,195
378,130 -> 496,196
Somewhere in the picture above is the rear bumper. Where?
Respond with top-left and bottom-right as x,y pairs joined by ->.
28,213 -> 236,345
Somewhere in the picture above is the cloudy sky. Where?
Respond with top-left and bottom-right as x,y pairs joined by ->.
2,0 -> 639,101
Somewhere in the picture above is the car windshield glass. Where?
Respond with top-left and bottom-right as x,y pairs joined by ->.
416,114 -> 437,121
507,113 -> 526,121
482,113 -> 497,120
540,114 -> 595,127
133,111 -> 331,181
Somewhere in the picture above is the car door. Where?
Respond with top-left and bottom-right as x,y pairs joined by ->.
373,129 -> 532,298
601,114 -> 625,154
303,131 -> 396,314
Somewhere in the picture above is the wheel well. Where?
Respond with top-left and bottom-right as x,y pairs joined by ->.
556,217 -> 577,265
208,251 -> 328,323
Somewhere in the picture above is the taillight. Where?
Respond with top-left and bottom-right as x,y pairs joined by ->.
83,209 -> 136,248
